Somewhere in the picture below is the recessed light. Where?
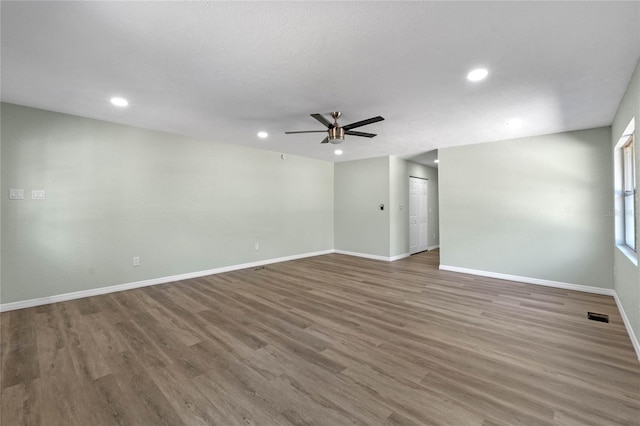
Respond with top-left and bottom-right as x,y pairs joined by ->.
110,97 -> 128,107
467,68 -> 488,82
257,131 -> 268,138
434,159 -> 439,163
334,149 -> 343,155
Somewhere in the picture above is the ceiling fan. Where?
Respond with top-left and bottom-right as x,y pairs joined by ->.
285,112 -> 384,144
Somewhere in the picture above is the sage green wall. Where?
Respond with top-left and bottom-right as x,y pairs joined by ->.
407,161 -> 439,249
389,156 -> 408,257
439,127 -> 614,289
337,156 -> 440,259
334,156 -> 390,257
1,103 -> 334,304
0,111 -> 2,294
612,57 -> 639,347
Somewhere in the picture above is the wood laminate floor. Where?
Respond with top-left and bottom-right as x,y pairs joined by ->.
1,251 -> 639,425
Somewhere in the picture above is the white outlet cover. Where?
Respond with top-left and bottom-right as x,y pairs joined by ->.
9,189 -> 24,200
32,190 -> 46,200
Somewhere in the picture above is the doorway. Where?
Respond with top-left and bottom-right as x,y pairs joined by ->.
409,177 -> 428,254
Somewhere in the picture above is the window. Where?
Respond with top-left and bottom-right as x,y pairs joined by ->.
622,135 -> 636,250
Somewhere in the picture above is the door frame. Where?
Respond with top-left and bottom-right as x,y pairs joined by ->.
409,176 -> 429,254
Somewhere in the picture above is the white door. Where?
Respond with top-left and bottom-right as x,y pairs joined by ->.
409,177 -> 428,254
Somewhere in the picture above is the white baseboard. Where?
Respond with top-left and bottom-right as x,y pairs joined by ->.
613,292 -> 640,362
334,250 -> 409,262
440,264 -> 639,361
428,245 -> 440,251
390,253 -> 411,261
0,249 -> 334,313
439,265 -> 615,296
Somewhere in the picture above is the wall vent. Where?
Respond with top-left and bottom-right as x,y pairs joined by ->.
587,312 -> 609,323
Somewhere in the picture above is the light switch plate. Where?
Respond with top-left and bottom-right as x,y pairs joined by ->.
32,190 -> 46,200
9,189 -> 24,200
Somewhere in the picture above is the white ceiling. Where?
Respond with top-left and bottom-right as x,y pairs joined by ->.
2,1 -> 639,165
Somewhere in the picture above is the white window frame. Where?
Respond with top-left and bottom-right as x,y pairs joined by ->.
614,117 -> 637,264
622,135 -> 636,250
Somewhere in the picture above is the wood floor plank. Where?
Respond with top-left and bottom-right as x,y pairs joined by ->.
37,347 -> 91,425
58,302 -> 112,381
147,364 -> 228,425
0,378 -> 42,426
105,350 -> 184,425
2,309 -> 40,389
90,373 -> 152,425
1,250 -> 639,425
0,309 -> 11,347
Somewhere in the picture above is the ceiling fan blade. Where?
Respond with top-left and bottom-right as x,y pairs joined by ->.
284,130 -> 328,134
320,136 -> 329,144
311,113 -> 334,129
345,130 -> 377,138
342,116 -> 384,131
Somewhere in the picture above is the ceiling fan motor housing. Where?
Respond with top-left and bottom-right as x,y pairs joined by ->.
328,126 -> 345,143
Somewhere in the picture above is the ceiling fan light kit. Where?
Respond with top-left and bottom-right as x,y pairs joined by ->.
285,111 -> 384,145
328,126 -> 345,144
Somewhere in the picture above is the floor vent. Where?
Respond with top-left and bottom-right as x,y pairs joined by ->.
587,312 -> 609,323
254,266 -> 267,271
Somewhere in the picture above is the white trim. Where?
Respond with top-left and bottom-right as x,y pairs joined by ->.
613,118 -> 636,252
440,264 -> 640,361
616,245 -> 638,266
613,292 -> 640,362
334,250 -> 389,261
439,265 -> 615,296
390,253 -> 411,261
428,245 -> 440,251
0,250 -> 334,312
334,250 -> 406,262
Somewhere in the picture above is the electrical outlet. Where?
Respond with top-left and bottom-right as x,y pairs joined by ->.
132,256 -> 140,267
9,189 -> 24,200
254,243 -> 260,251
32,190 -> 46,200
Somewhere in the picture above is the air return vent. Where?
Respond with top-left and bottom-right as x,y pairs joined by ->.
587,312 -> 609,323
